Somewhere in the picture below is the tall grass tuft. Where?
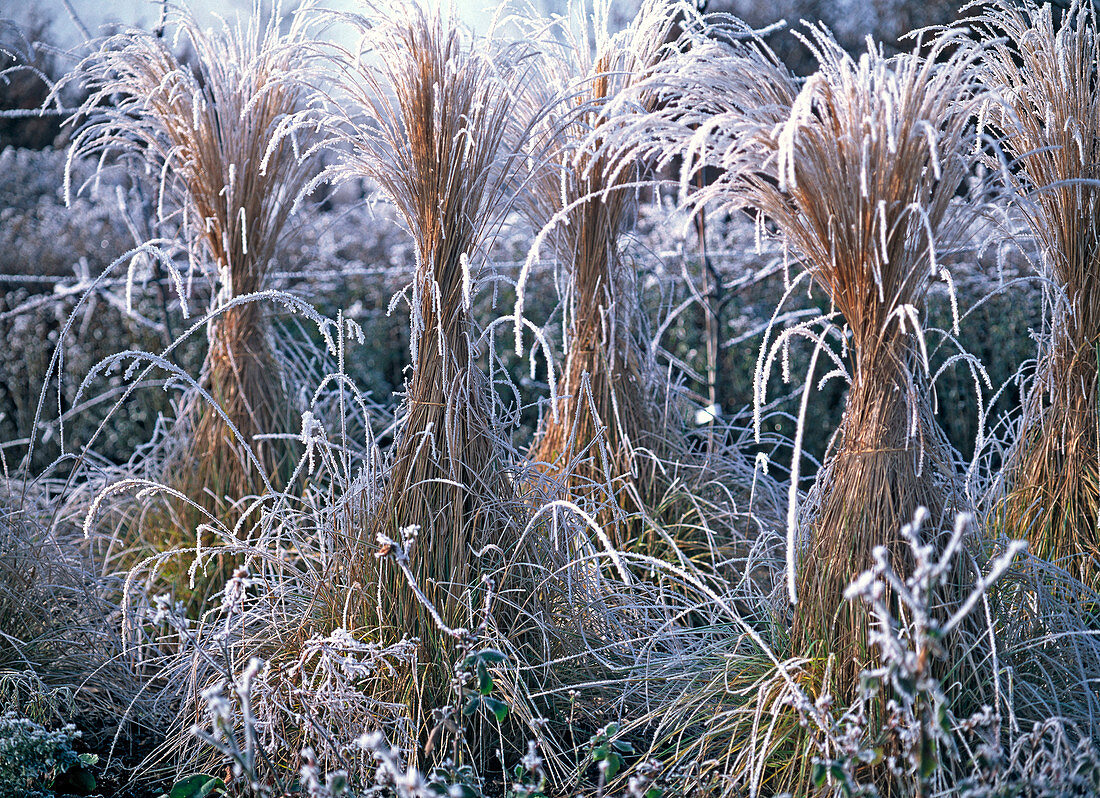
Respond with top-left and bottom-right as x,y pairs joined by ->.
758,29 -> 984,700
310,0 -> 534,728
65,2 -> 317,524
971,0 -> 1100,584
633,21 -> 986,698
0,486 -> 149,753
518,0 -> 684,548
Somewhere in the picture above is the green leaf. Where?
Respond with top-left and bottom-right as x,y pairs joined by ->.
168,774 -> 227,798
937,701 -> 951,735
612,739 -> 634,754
644,789 -> 663,798
52,764 -> 96,795
812,761 -> 828,788
483,696 -> 509,722
202,778 -> 227,797
919,735 -> 938,779
477,661 -> 494,696
463,695 -> 482,716
605,752 -> 623,780
476,648 -> 507,664
78,753 -> 99,767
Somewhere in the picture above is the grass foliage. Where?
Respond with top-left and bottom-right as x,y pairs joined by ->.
301,0 -> 541,742
971,0 -> 1100,585
1,1 -> 1099,797
517,0 -> 681,548
65,0 -> 319,517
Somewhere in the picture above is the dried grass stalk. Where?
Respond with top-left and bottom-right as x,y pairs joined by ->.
314,0 -> 531,723
972,0 -> 1100,583
520,0 -> 684,547
766,31 -> 983,698
767,30 -> 983,697
644,25 -> 982,695
610,14 -> 980,691
68,2 -> 317,514
0,491 -> 146,747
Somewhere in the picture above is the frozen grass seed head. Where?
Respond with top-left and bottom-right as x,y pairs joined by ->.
308,0 -> 536,743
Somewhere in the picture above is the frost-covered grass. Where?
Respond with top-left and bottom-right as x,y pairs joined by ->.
1,1 -> 1099,797
969,0 -> 1100,587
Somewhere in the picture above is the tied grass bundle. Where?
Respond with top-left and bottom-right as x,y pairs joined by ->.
67,3 -> 317,520
972,0 -> 1100,584
519,0 -> 684,548
314,0 -> 532,723
618,15 -> 981,691
648,24 -> 983,697
759,30 -> 982,699
596,19 -> 986,788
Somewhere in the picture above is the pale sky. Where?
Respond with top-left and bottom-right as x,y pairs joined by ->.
6,0 -> 507,49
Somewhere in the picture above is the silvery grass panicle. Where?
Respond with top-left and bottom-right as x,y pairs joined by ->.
764,27 -> 986,704
595,6 -> 798,223
621,18 -> 987,699
64,1 -> 321,530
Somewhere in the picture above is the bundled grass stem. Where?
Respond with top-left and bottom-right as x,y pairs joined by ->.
519,0 -> 687,549
611,5 -> 985,684
597,23 -> 995,789
310,0 -> 536,735
690,25 -> 984,698
66,1 -> 318,533
794,359 -> 958,697
972,0 -> 1100,585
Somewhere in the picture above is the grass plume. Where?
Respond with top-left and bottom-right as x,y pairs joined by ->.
630,19 -> 987,700
518,0 -> 687,549
310,0 -> 535,733
738,29 -> 983,699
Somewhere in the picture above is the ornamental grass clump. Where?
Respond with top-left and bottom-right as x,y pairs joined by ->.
758,29 -> 984,699
65,3 -> 317,523
517,0 -> 684,548
637,22 -> 986,697
971,0 -> 1100,585
0,492 -> 146,750
310,0 -> 534,724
